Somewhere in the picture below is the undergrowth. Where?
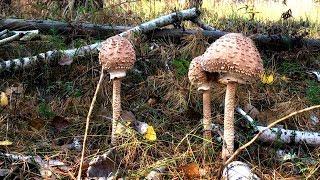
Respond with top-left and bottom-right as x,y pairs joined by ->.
0,0 -> 319,179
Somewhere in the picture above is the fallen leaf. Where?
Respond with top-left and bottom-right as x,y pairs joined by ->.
178,163 -> 205,179
144,125 -> 157,141
120,111 -> 136,123
29,118 -> 46,130
5,83 -> 24,96
243,104 -> 260,120
0,140 -> 13,146
58,54 -> 73,66
51,116 -> 69,132
0,169 -> 10,177
87,153 -> 116,178
0,92 -> 8,107
147,98 -> 158,107
261,73 -> 274,84
40,168 -> 53,179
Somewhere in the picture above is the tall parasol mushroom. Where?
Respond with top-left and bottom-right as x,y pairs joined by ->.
201,33 -> 264,161
188,56 -> 215,140
99,35 -> 136,145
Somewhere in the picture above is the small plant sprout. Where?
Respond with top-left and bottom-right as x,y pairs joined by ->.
99,35 -> 136,145
201,33 -> 264,162
188,56 -> 214,140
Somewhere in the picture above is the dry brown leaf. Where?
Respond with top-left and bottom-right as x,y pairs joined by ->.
178,163 -> 202,179
29,118 -> 46,130
51,116 -> 70,132
87,154 -> 116,178
243,103 -> 260,120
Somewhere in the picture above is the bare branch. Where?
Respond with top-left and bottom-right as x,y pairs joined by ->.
0,33 -> 23,46
0,29 -> 9,37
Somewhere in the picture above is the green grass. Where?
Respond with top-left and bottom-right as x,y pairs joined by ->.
172,58 -> 190,77
306,81 -> 320,105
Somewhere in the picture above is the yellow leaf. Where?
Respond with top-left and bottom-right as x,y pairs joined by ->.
0,140 -> 13,146
0,92 -> 8,107
144,125 -> 157,141
261,74 -> 274,84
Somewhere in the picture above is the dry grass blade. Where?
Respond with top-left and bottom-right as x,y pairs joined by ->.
78,70 -> 104,179
224,105 -> 320,166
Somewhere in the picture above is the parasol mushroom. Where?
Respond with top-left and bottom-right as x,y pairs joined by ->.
99,35 -> 136,145
188,56 -> 216,140
201,33 -> 264,161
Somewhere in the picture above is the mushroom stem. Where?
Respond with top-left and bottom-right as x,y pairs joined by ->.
111,78 -> 122,146
203,89 -> 212,140
222,82 -> 237,162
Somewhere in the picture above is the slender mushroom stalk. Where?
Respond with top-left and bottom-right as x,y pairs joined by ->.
222,82 -> 237,159
99,35 -> 136,146
202,88 -> 212,139
188,56 -> 213,140
201,33 -> 264,162
112,78 -> 122,145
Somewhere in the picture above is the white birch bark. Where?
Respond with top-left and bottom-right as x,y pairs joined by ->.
0,30 -> 39,45
0,33 -> 22,45
0,8 -> 199,72
0,29 -> 9,37
236,107 -> 320,146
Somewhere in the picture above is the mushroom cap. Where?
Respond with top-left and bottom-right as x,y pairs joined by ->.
201,33 -> 264,84
99,35 -> 136,79
188,56 -> 211,91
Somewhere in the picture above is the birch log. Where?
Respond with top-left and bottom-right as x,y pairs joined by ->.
0,8 -> 200,72
236,107 -> 320,146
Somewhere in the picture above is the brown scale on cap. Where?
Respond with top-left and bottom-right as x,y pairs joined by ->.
188,56 -> 211,91
99,35 -> 136,79
201,33 -> 264,84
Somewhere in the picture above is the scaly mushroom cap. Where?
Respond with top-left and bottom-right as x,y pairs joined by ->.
188,56 -> 211,91
201,33 -> 264,84
99,35 -> 136,79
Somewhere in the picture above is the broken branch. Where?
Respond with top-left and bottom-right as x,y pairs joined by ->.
0,29 -> 9,37
0,33 -> 23,46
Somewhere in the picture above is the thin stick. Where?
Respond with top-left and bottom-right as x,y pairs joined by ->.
0,29 -> 8,37
77,70 -> 104,179
224,105 -> 320,165
0,33 -> 23,46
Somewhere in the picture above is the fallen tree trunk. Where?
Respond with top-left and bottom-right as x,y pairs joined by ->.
0,18 -> 131,37
2,18 -> 320,49
0,8 -> 200,72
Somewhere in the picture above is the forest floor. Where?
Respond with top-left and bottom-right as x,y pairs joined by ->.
0,0 -> 320,179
